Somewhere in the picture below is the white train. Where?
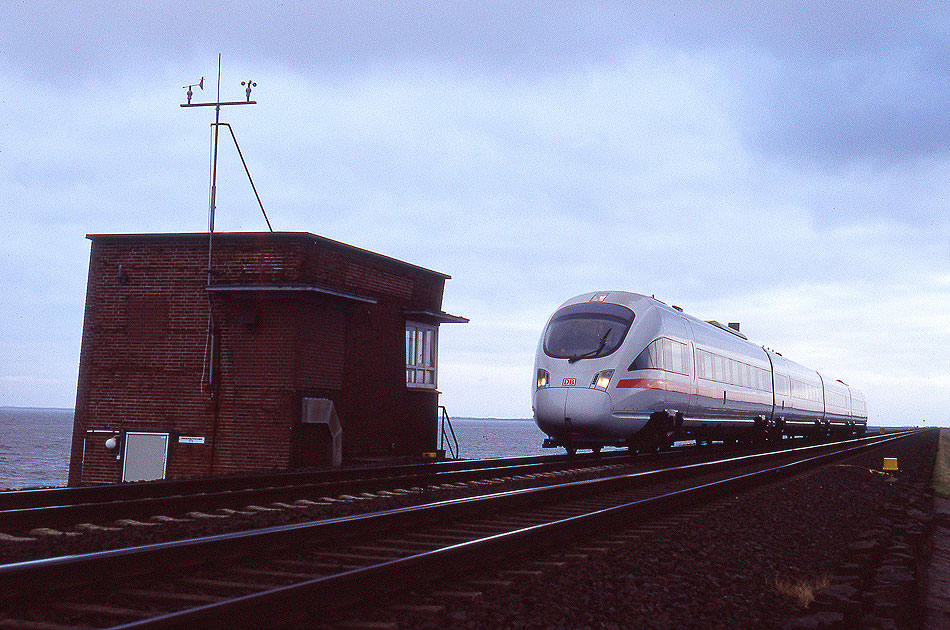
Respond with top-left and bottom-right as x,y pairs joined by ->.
533,291 -> 867,454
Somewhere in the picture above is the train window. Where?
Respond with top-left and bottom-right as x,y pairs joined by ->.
790,379 -> 821,402
544,302 -> 634,360
630,337 -> 689,375
406,322 -> 437,388
669,339 -> 688,374
691,349 -> 705,378
662,339 -> 675,372
829,391 -> 847,408
650,340 -> 663,368
631,340 -> 659,371
774,374 -> 790,396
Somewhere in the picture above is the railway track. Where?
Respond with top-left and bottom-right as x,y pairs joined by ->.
0,436 -> 841,539
0,432 -> 912,629
0,452 -> 644,538
0,451 -> 612,510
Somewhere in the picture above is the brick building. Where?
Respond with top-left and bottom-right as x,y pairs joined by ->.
68,232 -> 466,485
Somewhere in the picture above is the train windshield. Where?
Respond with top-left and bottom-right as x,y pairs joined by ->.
543,302 -> 634,362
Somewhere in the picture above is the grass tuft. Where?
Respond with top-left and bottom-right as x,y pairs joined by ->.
774,573 -> 832,608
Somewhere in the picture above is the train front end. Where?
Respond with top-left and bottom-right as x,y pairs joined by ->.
532,293 -> 651,451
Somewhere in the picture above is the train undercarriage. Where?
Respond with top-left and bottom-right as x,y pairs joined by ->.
542,411 -> 868,456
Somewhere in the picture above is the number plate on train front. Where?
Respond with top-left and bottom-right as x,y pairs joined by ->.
562,378 -> 576,386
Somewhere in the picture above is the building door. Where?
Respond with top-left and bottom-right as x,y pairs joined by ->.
122,432 -> 169,482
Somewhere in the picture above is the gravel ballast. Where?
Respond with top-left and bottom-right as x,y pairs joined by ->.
325,430 -> 937,630
0,432 -> 936,629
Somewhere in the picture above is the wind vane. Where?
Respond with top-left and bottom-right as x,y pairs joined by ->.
180,54 -> 272,234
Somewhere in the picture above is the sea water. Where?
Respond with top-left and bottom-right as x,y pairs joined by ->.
0,407 -> 73,490
448,417 -> 550,459
0,410 -> 549,490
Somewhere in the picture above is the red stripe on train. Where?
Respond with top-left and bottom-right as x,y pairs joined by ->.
615,379 -> 768,402
616,378 -> 657,389
615,378 -> 690,394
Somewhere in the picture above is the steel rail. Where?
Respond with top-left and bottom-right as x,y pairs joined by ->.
2,432 -> 844,512
0,450 -> 631,511
0,453 -> 643,533
0,432 -> 910,603
0,437 -> 813,533
74,432 -> 914,629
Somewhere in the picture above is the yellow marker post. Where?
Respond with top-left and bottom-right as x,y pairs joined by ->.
883,458 -> 899,472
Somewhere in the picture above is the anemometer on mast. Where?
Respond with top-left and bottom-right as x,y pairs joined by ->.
180,54 -> 272,234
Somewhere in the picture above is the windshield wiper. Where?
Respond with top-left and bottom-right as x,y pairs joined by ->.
568,328 -> 612,363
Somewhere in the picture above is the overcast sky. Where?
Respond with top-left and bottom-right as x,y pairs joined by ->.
1,1 -> 947,427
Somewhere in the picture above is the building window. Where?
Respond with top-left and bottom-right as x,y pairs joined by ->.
406,322 -> 437,388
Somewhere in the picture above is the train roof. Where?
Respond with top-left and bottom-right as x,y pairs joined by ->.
557,290 -> 841,380
557,291 -> 748,339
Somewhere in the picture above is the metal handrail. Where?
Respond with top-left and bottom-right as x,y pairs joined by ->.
439,405 -> 459,459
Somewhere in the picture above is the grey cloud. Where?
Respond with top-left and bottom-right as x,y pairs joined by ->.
2,1 -> 949,421
736,49 -> 950,165
6,2 -> 943,78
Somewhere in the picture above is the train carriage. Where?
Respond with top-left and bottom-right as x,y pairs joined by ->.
532,291 -> 867,454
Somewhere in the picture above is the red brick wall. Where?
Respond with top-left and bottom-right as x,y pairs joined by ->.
69,233 -> 449,485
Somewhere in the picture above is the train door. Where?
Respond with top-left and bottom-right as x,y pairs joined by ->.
764,351 -> 777,422
680,318 -> 697,416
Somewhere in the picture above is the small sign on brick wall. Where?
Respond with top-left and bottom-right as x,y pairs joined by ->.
178,436 -> 206,444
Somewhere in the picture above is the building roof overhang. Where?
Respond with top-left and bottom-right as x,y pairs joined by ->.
403,308 -> 470,324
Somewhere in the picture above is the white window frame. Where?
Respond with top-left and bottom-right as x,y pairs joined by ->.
406,321 -> 438,389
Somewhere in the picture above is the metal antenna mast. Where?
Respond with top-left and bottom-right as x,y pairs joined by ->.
180,54 -> 272,235
180,55 -> 272,397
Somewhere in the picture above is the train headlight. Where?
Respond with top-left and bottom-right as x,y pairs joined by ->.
536,369 -> 550,389
590,369 -> 614,391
